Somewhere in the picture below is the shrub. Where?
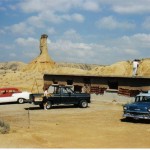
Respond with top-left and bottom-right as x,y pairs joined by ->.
0,119 -> 10,134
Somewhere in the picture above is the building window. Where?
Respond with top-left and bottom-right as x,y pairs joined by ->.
74,85 -> 82,93
108,81 -> 118,89
67,80 -> 73,85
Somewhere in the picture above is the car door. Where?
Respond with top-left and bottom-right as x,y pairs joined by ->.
50,86 -> 61,104
0,89 -> 14,103
61,87 -> 77,104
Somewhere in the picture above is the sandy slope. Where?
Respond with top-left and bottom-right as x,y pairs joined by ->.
0,58 -> 150,93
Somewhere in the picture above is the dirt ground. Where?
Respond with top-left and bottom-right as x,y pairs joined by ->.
0,93 -> 150,148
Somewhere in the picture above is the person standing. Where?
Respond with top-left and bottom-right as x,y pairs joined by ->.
43,88 -> 48,110
132,59 -> 139,76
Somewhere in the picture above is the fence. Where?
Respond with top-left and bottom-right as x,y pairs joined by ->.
90,86 -> 107,95
118,88 -> 140,97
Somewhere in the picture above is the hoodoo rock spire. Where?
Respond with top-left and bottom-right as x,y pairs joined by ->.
23,34 -> 55,73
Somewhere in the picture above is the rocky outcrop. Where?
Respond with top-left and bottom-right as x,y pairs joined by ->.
89,59 -> 150,77
137,58 -> 150,76
22,34 -> 55,73
0,61 -> 26,74
89,61 -> 132,76
56,62 -> 100,70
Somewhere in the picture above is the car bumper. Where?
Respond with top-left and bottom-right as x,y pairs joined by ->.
28,100 -> 42,105
123,113 -> 150,120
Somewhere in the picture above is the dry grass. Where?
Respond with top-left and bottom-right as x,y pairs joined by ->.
0,119 -> 10,134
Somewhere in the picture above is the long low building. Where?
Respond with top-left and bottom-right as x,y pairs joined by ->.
43,74 -> 150,96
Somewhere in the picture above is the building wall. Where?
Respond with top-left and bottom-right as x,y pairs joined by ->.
43,74 -> 150,93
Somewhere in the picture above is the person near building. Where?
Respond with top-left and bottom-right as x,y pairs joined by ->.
133,59 -> 140,76
43,88 -> 48,110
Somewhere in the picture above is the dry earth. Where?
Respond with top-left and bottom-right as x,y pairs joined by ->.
0,93 -> 150,148
1,58 -> 150,93
1,34 -> 150,148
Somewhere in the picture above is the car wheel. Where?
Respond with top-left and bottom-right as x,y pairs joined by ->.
80,100 -> 88,108
18,98 -> 24,104
46,101 -> 52,109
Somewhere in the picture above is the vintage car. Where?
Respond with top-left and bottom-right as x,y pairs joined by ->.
0,87 -> 31,104
29,85 -> 91,109
123,91 -> 150,120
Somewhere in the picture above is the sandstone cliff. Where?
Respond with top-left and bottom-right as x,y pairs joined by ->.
89,61 -> 132,76
89,58 -> 150,77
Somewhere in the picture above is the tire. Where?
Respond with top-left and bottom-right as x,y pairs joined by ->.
46,101 -> 52,109
80,100 -> 88,108
18,98 -> 24,104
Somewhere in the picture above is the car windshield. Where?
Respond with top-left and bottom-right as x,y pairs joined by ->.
135,96 -> 150,102
64,87 -> 74,94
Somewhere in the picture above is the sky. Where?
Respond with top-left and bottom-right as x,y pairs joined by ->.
0,0 -> 150,65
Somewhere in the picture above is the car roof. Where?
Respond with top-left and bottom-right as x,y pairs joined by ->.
137,93 -> 150,97
0,87 -> 19,91
51,84 -> 73,88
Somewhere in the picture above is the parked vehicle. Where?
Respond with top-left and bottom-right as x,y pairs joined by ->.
29,85 -> 91,109
0,87 -> 31,104
123,91 -> 150,120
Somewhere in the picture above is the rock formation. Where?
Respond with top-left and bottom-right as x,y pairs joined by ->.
136,58 -> 150,76
22,34 -> 55,73
89,61 -> 132,76
89,59 -> 150,77
0,34 -> 150,93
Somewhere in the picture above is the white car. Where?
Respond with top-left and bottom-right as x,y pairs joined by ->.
0,88 -> 31,104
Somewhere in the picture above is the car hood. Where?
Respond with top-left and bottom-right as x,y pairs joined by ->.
125,102 -> 150,112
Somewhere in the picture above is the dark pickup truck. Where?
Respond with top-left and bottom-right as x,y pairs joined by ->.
29,85 -> 91,109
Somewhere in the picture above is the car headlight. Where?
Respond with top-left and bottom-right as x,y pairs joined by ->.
147,108 -> 150,112
123,106 -> 127,110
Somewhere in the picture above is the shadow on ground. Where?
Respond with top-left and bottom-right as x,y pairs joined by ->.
121,118 -> 150,124
24,104 -> 84,110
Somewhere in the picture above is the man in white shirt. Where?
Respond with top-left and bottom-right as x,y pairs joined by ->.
43,88 -> 48,110
133,59 -> 139,76
44,88 -> 48,97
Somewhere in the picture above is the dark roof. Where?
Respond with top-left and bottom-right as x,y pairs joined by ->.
44,73 -> 150,79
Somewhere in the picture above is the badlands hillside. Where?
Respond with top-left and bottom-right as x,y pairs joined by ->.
0,34 -> 150,92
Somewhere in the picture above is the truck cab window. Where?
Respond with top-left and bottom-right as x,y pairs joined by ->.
62,88 -> 68,94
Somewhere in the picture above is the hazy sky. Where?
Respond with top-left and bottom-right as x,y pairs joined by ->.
0,0 -> 150,65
